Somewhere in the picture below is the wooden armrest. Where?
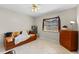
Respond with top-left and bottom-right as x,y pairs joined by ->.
5,37 -> 13,42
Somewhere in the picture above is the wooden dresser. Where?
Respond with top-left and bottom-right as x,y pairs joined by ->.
60,30 -> 78,51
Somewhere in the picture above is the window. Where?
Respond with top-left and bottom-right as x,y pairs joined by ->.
42,16 -> 61,32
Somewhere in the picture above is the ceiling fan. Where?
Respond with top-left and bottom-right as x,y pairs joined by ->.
32,4 -> 39,12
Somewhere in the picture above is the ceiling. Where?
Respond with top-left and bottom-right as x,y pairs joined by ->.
0,4 -> 77,18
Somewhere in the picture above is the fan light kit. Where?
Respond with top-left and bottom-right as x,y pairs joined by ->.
32,4 -> 39,12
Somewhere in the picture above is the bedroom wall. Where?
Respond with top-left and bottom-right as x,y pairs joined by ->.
0,7 -> 34,46
35,7 -> 77,43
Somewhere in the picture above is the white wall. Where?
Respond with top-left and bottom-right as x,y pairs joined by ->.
0,8 -> 33,45
35,8 -> 77,43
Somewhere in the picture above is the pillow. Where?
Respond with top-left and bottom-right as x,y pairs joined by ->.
13,32 -> 20,37
20,31 -> 22,34
22,31 -> 28,35
4,32 -> 12,37
22,30 -> 30,39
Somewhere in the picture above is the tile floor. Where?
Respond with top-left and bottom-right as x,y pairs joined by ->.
0,38 -> 78,54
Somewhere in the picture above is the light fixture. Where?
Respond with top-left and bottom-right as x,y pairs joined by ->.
70,21 -> 75,24
32,4 -> 39,12
70,21 -> 75,30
